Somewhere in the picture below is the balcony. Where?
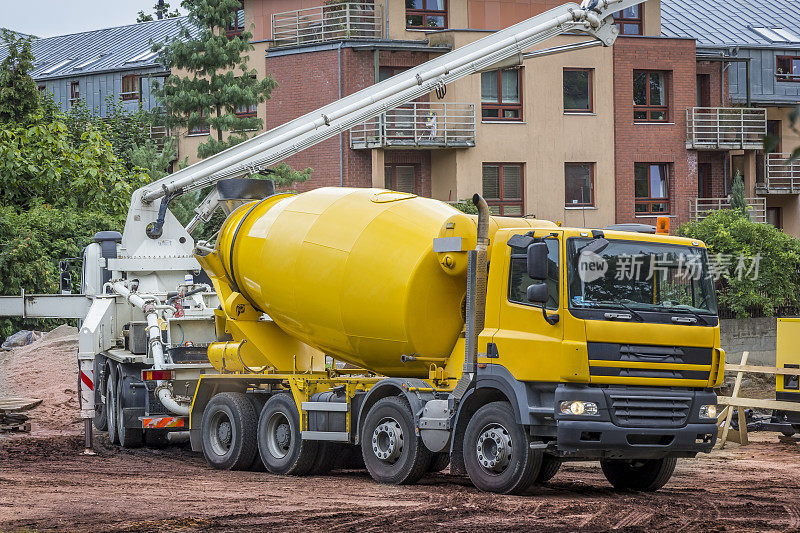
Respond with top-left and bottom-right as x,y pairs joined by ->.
686,107 -> 766,150
690,197 -> 766,224
350,102 -> 476,150
756,153 -> 800,194
271,3 -> 383,48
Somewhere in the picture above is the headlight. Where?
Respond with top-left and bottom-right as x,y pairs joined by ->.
699,404 -> 717,419
559,400 -> 599,416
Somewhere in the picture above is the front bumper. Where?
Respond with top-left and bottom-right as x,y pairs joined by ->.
552,384 -> 717,459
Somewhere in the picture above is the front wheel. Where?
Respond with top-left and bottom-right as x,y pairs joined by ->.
463,401 -> 541,494
600,457 -> 677,491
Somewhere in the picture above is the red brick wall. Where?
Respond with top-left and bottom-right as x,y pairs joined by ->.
613,36 -> 698,227
264,47 -> 433,192
698,151 -> 727,198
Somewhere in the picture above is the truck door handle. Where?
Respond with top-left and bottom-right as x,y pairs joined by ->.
604,312 -> 632,320
671,316 -> 697,325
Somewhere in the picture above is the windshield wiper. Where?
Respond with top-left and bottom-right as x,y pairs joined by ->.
589,300 -> 644,322
655,305 -> 711,325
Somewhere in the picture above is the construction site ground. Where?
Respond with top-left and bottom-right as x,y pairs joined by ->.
2,328 -> 799,532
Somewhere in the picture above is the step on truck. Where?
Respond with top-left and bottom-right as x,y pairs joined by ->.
0,0 -> 724,494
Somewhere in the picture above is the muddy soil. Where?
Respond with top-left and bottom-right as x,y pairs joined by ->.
0,431 -> 799,532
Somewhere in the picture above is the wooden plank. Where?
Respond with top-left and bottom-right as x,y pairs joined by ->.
720,351 -> 748,448
717,396 -> 800,412
0,398 -> 42,412
726,364 -> 800,377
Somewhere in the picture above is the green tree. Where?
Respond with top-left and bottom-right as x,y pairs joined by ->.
729,170 -> 748,218
678,209 -> 800,318
0,29 -> 38,124
153,0 -> 277,158
137,1 -> 182,23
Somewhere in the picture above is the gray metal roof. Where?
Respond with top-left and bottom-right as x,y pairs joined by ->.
0,17 -> 197,81
661,0 -> 800,48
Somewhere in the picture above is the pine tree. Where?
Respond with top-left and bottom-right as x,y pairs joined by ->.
0,29 -> 39,124
153,0 -> 282,159
729,170 -> 749,219
137,1 -> 181,23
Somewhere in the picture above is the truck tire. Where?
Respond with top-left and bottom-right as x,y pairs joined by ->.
93,358 -> 107,431
600,457 -> 677,492
463,401 -> 542,494
202,392 -> 259,470
536,454 -> 562,483
428,452 -> 450,473
361,396 -> 432,485
257,393 -> 318,475
106,364 -> 120,445
116,372 -> 143,448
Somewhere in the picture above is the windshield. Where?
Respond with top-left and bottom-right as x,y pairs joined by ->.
567,238 -> 718,315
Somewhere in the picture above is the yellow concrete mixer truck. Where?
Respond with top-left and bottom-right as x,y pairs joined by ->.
0,0 -> 724,494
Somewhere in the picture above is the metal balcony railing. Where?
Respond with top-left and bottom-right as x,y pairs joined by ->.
148,124 -> 175,155
271,3 -> 383,48
762,153 -> 800,193
686,107 -> 766,150
690,197 -> 766,224
350,102 -> 476,149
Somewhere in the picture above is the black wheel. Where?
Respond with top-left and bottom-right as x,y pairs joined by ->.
536,454 -> 562,483
361,396 -> 432,485
257,393 -> 318,475
600,457 -> 677,492
116,372 -> 143,448
144,429 -> 170,448
428,452 -> 450,473
93,358 -> 107,431
106,365 -> 120,445
202,392 -> 259,470
463,401 -> 541,494
308,442 -> 337,475
334,444 -> 365,470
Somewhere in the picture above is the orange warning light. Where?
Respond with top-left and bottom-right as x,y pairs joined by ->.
656,217 -> 670,235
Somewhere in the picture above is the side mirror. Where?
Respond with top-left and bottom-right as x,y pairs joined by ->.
526,242 -> 548,280
526,283 -> 548,304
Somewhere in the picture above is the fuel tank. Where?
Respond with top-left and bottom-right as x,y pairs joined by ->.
202,187 -> 554,377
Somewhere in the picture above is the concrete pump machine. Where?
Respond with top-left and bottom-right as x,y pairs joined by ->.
0,0 -> 725,494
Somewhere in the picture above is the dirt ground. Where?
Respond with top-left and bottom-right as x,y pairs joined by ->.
2,330 -> 800,532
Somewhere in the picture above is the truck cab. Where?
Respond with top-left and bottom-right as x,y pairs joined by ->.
468,225 -> 722,466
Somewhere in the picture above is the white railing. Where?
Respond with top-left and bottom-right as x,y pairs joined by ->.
350,102 -> 476,149
764,153 -> 800,193
686,107 -> 766,149
272,3 -> 383,47
690,197 -> 766,224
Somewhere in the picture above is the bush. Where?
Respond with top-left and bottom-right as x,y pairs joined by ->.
678,209 -> 800,318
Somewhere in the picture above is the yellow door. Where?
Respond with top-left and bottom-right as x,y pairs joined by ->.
490,230 -> 565,382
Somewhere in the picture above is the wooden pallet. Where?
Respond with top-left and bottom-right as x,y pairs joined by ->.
0,398 -> 41,433
716,351 -> 800,448
0,398 -> 42,412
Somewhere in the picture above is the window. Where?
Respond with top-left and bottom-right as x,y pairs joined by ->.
69,81 -> 80,106
481,69 -> 522,121
235,102 -> 258,118
189,109 -> 210,135
483,163 -> 524,216
384,164 -> 416,193
751,27 -> 800,44
508,238 -> 559,310
406,0 -> 447,29
121,75 -> 139,101
565,163 -> 594,207
563,68 -> 593,113
614,5 -> 642,35
227,0 -> 245,36
37,85 -> 45,93
378,66 -> 407,82
633,70 -> 668,122
777,56 -> 800,82
767,207 -> 783,229
634,163 -> 670,214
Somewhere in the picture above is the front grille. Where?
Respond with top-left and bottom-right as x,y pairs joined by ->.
608,393 -> 692,428
588,343 -> 713,384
